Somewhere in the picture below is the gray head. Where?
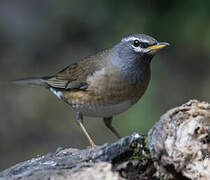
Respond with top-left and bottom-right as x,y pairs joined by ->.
113,34 -> 169,62
111,34 -> 169,84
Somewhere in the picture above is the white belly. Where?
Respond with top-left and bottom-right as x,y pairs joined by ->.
71,100 -> 135,117
49,87 -> 137,117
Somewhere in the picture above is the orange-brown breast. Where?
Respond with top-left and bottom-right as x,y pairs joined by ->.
62,63 -> 151,110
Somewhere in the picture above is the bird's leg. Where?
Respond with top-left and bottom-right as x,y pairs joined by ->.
76,112 -> 96,148
103,117 -> 121,139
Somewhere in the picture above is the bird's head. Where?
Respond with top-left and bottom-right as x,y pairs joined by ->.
111,34 -> 170,84
113,34 -> 169,64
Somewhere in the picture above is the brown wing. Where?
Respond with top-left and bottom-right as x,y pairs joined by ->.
44,49 -> 110,90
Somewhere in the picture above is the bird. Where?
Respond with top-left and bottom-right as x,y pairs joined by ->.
13,34 -> 169,147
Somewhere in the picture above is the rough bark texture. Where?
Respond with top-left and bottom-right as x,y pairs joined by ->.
148,100 -> 210,180
0,100 -> 209,180
0,133 -> 154,180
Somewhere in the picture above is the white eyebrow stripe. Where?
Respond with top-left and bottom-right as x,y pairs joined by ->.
122,36 -> 150,43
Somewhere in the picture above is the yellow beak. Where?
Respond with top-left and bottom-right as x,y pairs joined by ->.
147,42 -> 170,51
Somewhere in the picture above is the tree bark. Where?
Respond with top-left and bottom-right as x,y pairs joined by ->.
0,100 -> 209,180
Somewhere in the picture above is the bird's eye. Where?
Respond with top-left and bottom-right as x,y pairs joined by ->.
133,40 -> 140,47
133,40 -> 149,48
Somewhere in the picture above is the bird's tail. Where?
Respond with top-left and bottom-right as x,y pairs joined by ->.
12,77 -> 49,88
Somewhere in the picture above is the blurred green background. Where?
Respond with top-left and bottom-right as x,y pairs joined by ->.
1,0 -> 210,170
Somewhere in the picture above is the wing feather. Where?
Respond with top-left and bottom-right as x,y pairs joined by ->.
44,49 -> 110,91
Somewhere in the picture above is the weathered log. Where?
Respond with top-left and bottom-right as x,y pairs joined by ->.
0,133 -> 154,180
0,100 -> 209,180
148,100 -> 210,180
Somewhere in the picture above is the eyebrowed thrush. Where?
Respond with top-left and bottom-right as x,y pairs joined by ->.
14,34 -> 169,147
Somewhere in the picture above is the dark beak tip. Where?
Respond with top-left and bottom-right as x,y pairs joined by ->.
159,42 -> 170,46
166,42 -> 170,46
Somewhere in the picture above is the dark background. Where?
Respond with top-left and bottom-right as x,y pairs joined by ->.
1,0 -> 210,170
